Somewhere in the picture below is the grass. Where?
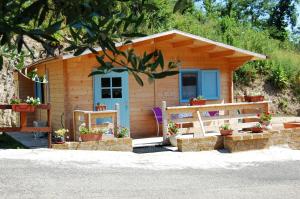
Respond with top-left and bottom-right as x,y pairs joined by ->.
0,133 -> 26,149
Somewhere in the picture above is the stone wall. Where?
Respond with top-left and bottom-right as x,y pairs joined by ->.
0,58 -> 17,127
289,128 -> 300,150
52,138 -> 132,151
177,136 -> 224,152
224,132 -> 271,153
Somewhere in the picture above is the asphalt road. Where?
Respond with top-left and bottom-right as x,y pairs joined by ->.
1,159 -> 300,199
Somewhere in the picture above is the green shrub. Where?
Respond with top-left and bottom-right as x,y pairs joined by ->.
234,64 -> 257,86
268,65 -> 289,90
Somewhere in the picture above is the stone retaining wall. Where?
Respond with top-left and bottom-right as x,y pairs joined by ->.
223,132 -> 271,153
177,136 -> 223,152
177,128 -> 300,153
52,138 -> 132,151
289,128 -> 300,150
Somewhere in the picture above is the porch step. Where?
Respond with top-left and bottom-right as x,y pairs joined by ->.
132,137 -> 164,148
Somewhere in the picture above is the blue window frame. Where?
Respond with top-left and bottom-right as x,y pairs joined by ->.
179,69 -> 220,103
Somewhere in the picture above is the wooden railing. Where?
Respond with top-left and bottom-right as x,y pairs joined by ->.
162,101 -> 271,140
73,103 -> 120,141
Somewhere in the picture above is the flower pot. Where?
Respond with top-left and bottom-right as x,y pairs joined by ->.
96,105 -> 107,111
169,134 -> 180,147
54,136 -> 65,144
244,96 -> 264,102
189,99 -> 206,106
80,133 -> 103,142
251,127 -> 263,133
260,121 -> 272,130
220,129 -> 233,136
12,104 -> 35,112
283,122 -> 300,129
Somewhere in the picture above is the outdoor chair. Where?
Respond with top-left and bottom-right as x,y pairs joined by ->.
152,107 -> 163,136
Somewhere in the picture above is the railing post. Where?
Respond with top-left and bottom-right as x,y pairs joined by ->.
115,103 -> 122,135
162,101 -> 168,142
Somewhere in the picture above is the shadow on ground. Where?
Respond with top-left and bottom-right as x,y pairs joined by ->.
133,146 -> 175,154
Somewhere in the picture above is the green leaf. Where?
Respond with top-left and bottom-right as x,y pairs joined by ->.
96,55 -> 106,66
88,70 -> 105,77
132,72 -> 144,86
157,51 -> 164,70
74,47 -> 87,56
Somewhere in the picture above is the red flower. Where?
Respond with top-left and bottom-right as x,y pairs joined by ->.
257,114 -> 260,117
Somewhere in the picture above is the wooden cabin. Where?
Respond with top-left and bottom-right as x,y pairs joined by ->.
16,30 -> 267,138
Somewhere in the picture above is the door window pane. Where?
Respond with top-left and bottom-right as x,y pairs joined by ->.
101,89 -> 111,98
181,73 -> 197,100
112,77 -> 122,87
112,88 -> 122,98
101,78 -> 110,87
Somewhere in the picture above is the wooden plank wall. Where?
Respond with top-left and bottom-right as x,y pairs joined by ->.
23,40 -> 237,138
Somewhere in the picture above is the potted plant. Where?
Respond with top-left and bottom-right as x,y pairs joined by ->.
115,127 -> 129,138
219,124 -> 233,136
168,121 -> 180,147
244,92 -> 264,102
95,103 -> 107,111
79,123 -> 106,141
54,128 -> 69,144
258,112 -> 272,129
251,123 -> 263,133
189,96 -> 206,106
11,96 -> 41,112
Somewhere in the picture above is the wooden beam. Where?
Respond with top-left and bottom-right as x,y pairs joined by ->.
209,50 -> 235,59
172,40 -> 194,48
133,39 -> 154,48
154,33 -> 176,43
191,45 -> 216,53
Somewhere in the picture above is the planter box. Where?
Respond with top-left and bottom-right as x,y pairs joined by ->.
52,138 -> 132,151
12,104 -> 35,112
80,134 -> 102,142
284,122 -> 300,129
244,95 -> 264,102
220,129 -> 233,136
189,99 -> 206,106
251,127 -> 263,133
96,105 -> 107,111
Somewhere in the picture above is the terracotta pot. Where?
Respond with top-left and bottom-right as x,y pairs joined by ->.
80,133 -> 102,142
283,122 -> 300,129
251,127 -> 263,133
244,96 -> 264,102
96,105 -> 107,111
12,104 -> 35,112
220,129 -> 233,136
189,99 -> 206,106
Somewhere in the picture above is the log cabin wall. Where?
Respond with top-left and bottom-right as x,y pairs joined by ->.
61,43 -> 233,138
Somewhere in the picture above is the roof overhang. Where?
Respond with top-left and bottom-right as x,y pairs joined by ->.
62,29 -> 268,63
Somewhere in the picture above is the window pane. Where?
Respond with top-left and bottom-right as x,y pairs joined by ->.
181,73 -> 197,100
101,78 -> 110,87
112,88 -> 122,98
101,89 -> 111,98
112,77 -> 122,87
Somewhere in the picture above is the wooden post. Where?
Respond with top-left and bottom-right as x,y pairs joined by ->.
196,111 -> 205,137
162,101 -> 168,142
115,103 -> 121,135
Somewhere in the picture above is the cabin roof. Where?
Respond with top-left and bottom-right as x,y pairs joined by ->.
62,29 -> 267,61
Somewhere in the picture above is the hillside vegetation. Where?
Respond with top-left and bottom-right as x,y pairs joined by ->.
143,0 -> 300,115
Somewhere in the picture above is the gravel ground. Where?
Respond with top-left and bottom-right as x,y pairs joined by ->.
1,147 -> 300,198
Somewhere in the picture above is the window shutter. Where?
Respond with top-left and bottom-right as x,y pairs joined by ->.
200,70 -> 220,100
